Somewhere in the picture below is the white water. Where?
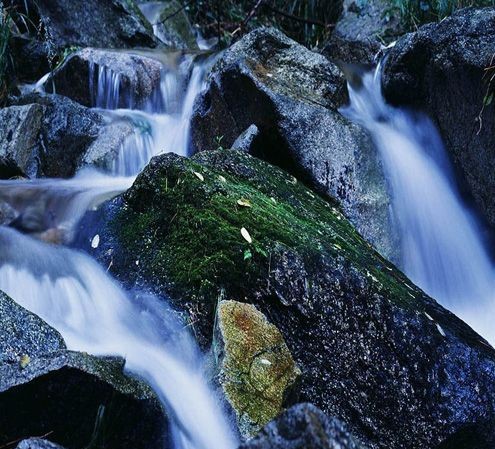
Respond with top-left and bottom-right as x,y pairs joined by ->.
0,46 -> 236,449
342,68 -> 495,343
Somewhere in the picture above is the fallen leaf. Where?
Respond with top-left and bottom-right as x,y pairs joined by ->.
218,175 -> 227,183
194,172 -> 204,181
20,354 -> 30,369
91,234 -> 100,249
237,198 -> 252,208
241,227 -> 252,244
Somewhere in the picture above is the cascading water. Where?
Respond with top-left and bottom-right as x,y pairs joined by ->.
0,45 -> 237,449
342,66 -> 495,343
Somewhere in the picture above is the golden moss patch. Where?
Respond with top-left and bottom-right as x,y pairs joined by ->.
215,300 -> 300,437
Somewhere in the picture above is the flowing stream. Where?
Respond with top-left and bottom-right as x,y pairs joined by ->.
0,48 -> 237,449
343,67 -> 495,344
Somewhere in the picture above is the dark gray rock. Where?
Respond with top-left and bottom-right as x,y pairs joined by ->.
191,27 -> 398,262
0,104 -> 44,178
138,0 -> 198,50
0,290 -> 64,365
3,94 -> 135,177
7,0 -> 157,52
324,0 -> 404,64
382,7 -> 495,228
51,48 -> 163,109
240,403 -> 367,449
100,149 -> 495,449
0,290 -> 167,449
232,124 -> 260,153
17,439 -> 66,449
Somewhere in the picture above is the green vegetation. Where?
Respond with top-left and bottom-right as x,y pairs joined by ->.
186,0 -> 341,47
0,3 -> 12,104
393,0 -> 495,29
115,150 -> 427,312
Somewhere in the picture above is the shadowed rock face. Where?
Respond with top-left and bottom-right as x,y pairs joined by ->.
382,7 -> 495,229
88,149 -> 495,449
0,290 -> 167,449
240,403 -> 368,449
0,94 -> 135,178
6,0 -> 157,52
323,0 -> 404,65
214,300 -> 301,437
190,27 -> 398,263
50,48 -> 163,109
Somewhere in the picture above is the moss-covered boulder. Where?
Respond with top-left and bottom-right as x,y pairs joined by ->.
0,290 -> 166,449
214,300 -> 300,437
190,27 -> 398,262
88,149 -> 495,448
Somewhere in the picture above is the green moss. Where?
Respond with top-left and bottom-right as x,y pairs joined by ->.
115,150 -> 424,309
215,300 -> 300,437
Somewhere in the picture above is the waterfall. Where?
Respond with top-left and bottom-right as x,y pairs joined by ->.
0,46 -> 237,449
342,67 -> 495,343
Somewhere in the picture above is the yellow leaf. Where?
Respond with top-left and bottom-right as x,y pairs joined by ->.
241,227 -> 252,244
237,198 -> 252,208
194,172 -> 204,181
20,354 -> 30,369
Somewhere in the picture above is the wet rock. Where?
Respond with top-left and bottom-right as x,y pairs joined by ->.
3,93 -> 135,177
0,104 -> 44,179
191,27 -> 397,262
232,124 -> 260,153
10,37 -> 51,84
51,48 -> 163,109
382,7 -> 495,228
240,403 -> 368,449
0,290 -> 166,449
104,149 -> 495,449
7,0 -> 157,52
138,0 -> 198,50
17,439 -> 66,449
323,0 -> 404,64
214,300 -> 301,437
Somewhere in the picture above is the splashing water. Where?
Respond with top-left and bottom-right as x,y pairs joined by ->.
342,67 -> 495,343
0,227 -> 237,449
0,45 -> 236,449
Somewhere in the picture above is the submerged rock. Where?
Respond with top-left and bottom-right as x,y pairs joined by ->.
382,7 -> 495,228
51,48 -> 163,109
102,149 -> 495,448
2,94 -> 135,177
214,300 -> 301,437
0,290 -> 166,449
240,403 -> 367,449
191,27 -> 397,262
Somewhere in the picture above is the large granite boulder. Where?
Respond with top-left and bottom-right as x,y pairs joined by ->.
1,94 -> 135,178
0,290 -> 166,449
323,0 -> 404,64
50,48 -> 163,109
191,27 -> 397,262
7,0 -> 157,52
240,403 -> 368,449
86,149 -> 495,449
382,7 -> 495,228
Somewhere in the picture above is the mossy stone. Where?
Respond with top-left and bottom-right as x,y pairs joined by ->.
214,300 -> 301,437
